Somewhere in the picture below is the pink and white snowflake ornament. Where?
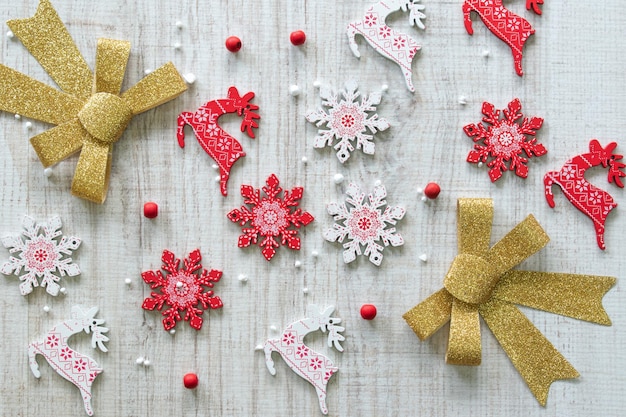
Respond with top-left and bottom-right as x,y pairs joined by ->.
142,249 -> 223,331
228,174 -> 314,261
464,98 -> 546,182
263,305 -> 345,415
28,305 -> 109,416
324,183 -> 405,266
2,215 -> 81,296
306,81 -> 389,163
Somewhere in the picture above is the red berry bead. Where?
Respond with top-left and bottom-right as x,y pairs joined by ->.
183,373 -> 199,389
143,202 -> 158,218
424,182 -> 441,199
290,30 -> 306,46
360,304 -> 377,320
225,36 -> 242,53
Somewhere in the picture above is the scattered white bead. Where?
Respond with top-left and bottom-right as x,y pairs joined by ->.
43,168 -> 53,178
254,344 -> 264,351
183,73 -> 196,85
143,359 -> 151,366
6,30 -> 14,39
294,260 -> 302,268
478,161 -> 484,168
482,50 -> 490,58
238,273 -> 248,283
421,196 -> 428,202
458,96 -> 467,105
59,287 -> 67,295
176,21 -> 183,29
416,187 -> 423,194
124,278 -> 132,285
169,329 -> 176,335
333,173 -> 344,184
311,250 -> 319,258
313,80 -> 321,88
25,121 -> 32,130
302,287 -> 309,294
14,114 -> 21,120
381,84 -> 389,92
419,253 -> 428,262
176,281 -> 183,288
144,69 -> 152,75
135,357 -> 145,365
289,85 -> 301,97
270,325 -> 277,332
173,42 -> 182,50
43,305 -> 50,313
301,156 -> 308,164
374,180 -> 382,187
215,175 -> 221,182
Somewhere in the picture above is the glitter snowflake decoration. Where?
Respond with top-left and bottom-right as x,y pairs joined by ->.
1,215 -> 81,296
306,80 -> 390,163
464,98 -> 546,182
228,174 -> 314,261
141,249 -> 223,331
324,183 -> 405,266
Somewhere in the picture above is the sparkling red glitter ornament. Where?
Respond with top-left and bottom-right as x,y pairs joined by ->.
143,202 -> 158,218
290,30 -> 306,45
360,304 -> 377,320
225,36 -> 242,52
183,373 -> 199,389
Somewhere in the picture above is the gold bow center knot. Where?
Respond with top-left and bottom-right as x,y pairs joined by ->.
77,93 -> 133,145
403,198 -> 615,406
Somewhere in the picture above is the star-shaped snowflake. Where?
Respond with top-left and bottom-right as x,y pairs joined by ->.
464,98 -> 546,182
306,81 -> 390,163
1,216 -> 81,296
227,174 -> 314,261
324,183 -> 405,266
141,249 -> 223,331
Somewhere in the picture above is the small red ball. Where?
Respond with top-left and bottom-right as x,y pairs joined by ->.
183,373 -> 199,389
225,36 -> 242,53
290,30 -> 306,46
360,304 -> 377,320
143,202 -> 158,218
424,182 -> 441,199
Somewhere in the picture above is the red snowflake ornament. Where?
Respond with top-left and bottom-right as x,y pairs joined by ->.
464,98 -> 546,182
141,249 -> 223,331
228,174 -> 314,261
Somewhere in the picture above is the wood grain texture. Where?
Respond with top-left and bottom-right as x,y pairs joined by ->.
0,1 -> 625,416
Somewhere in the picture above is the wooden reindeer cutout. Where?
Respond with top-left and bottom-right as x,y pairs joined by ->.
28,305 -> 109,416
264,305 -> 345,415
463,0 -> 541,76
347,0 -> 426,92
177,86 -> 260,196
544,140 -> 625,249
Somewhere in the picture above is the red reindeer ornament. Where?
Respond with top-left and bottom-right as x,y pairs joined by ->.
544,140 -> 626,250
177,87 -> 260,196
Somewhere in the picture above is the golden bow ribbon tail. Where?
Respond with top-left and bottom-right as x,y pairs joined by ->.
0,0 -> 187,203
402,198 -> 615,406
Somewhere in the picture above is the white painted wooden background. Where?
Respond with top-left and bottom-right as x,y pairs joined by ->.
0,1 -> 625,416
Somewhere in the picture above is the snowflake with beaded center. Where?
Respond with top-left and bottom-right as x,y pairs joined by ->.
141,249 -> 223,331
228,174 -> 314,261
464,98 -> 546,182
1,215 -> 80,296
324,183 -> 405,266
306,81 -> 390,163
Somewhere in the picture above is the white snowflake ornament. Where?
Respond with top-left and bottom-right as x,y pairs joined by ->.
306,81 -> 389,163
2,216 -> 81,296
324,183 -> 405,266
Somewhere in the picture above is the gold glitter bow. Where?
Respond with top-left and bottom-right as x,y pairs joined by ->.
403,198 -> 615,406
0,0 -> 187,203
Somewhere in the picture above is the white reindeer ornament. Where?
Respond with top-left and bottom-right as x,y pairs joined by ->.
347,0 -> 426,92
264,305 -> 345,415
28,305 -> 109,416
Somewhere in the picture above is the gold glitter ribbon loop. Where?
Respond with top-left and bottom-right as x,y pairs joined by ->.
403,198 -> 615,406
0,0 -> 187,203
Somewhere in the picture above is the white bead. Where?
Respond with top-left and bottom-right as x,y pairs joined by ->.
212,164 -> 219,170
482,50 -> 490,58
124,278 -> 132,285
169,329 -> 176,335
59,287 -> 67,294
302,287 -> 309,294
238,273 -> 248,282
301,156 -> 308,164
135,357 -> 145,365
183,73 -> 196,85
43,305 -> 50,313
215,175 -> 221,182
374,180 -> 382,187
143,359 -> 151,366
416,187 -> 423,194
294,260 -> 302,268
333,173 -> 344,184
173,42 -> 182,50
25,122 -> 32,129
6,30 -> 14,39
43,168 -> 53,178
381,84 -> 389,92
14,114 -> 20,120
478,162 -> 484,167
289,85 -> 301,97
313,80 -> 321,88
176,21 -> 183,29
419,253 -> 428,262
176,281 -> 183,288
254,344 -> 264,351
311,250 -> 319,258
421,196 -> 428,202
270,325 -> 277,332
144,69 -> 152,75
458,96 -> 467,105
